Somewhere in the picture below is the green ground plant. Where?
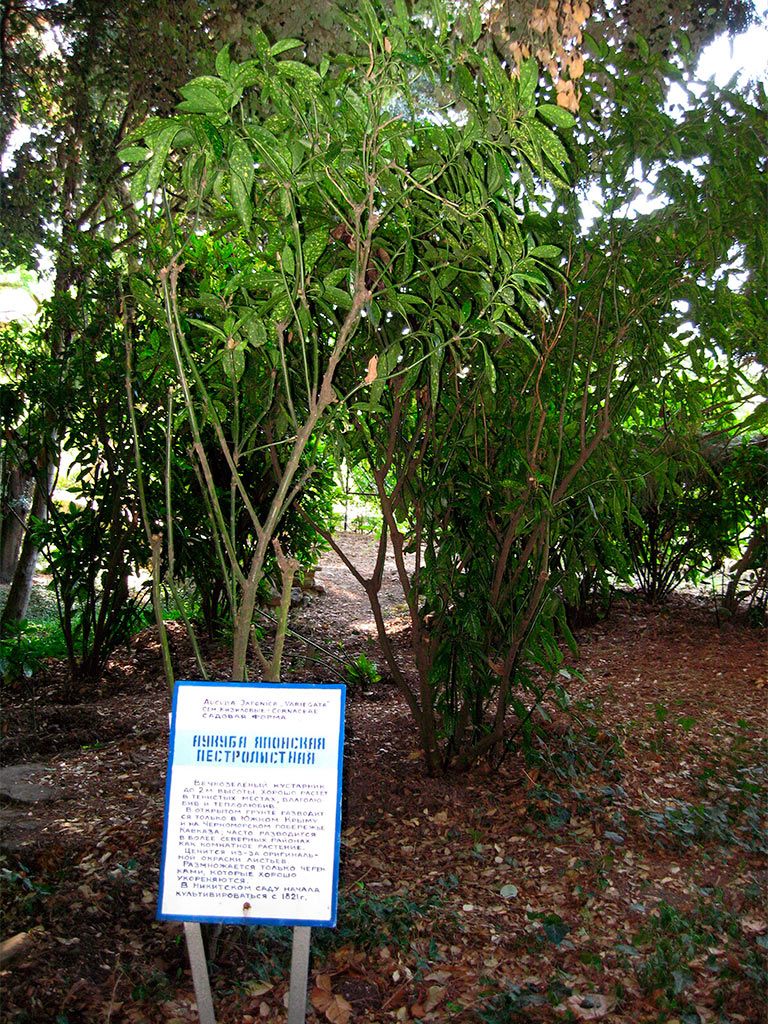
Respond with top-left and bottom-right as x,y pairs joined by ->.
0,616 -> 68,687
640,793 -> 766,855
0,856 -> 54,915
346,653 -> 381,693
634,896 -> 767,1016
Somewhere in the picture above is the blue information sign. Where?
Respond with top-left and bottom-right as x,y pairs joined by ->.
158,681 -> 345,927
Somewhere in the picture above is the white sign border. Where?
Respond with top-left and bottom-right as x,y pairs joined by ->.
157,680 -> 346,928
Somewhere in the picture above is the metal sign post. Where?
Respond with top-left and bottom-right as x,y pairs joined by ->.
183,922 -> 216,1024
180,922 -> 311,1024
288,926 -> 312,1024
159,681 -> 345,1024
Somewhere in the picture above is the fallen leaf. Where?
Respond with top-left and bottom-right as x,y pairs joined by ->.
740,917 -> 767,934
694,1004 -> 715,1023
424,970 -> 450,983
325,995 -> 353,1024
310,975 -> 353,1024
244,981 -> 272,997
424,985 -> 446,1012
311,975 -> 333,1013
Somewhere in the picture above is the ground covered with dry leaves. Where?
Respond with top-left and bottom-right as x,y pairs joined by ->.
0,534 -> 766,1024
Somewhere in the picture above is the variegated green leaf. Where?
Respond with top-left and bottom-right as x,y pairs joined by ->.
147,122 -> 182,195
230,174 -> 251,230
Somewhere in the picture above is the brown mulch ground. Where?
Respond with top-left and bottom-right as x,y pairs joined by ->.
1,533 -> 766,1024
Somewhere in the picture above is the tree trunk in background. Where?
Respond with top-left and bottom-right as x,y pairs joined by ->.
0,461 -> 55,626
0,466 -> 32,584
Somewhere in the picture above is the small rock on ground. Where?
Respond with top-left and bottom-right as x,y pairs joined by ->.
0,764 -> 66,804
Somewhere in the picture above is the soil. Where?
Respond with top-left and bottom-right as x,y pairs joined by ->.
0,533 -> 766,1024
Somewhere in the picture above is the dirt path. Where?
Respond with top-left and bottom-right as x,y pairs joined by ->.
309,531 -> 413,630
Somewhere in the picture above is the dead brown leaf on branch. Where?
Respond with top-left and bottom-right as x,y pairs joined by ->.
485,0 -> 591,112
